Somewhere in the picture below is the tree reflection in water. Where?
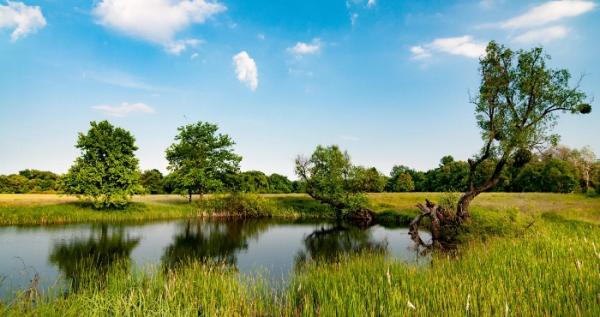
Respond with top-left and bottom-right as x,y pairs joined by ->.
49,224 -> 139,291
161,219 -> 269,270
295,223 -> 388,268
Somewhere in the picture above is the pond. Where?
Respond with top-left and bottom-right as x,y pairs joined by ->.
0,218 -> 430,299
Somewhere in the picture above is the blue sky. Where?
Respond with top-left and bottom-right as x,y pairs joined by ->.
1,0 -> 599,178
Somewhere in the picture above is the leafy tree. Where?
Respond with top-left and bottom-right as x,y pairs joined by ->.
512,158 -> 578,193
238,171 -> 269,193
268,173 -> 293,193
295,145 -> 373,220
393,173 -> 415,192
61,121 -> 141,209
166,122 -> 241,202
4,174 -> 29,193
411,42 -> 591,246
349,166 -> 386,193
18,169 -> 60,192
140,169 -> 164,194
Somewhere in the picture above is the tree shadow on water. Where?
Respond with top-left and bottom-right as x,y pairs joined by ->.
49,224 -> 139,292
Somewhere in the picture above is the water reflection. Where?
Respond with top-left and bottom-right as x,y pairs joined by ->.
295,223 -> 388,267
49,225 -> 139,291
161,220 -> 268,269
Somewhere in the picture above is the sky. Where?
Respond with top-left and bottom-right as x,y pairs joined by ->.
0,0 -> 599,178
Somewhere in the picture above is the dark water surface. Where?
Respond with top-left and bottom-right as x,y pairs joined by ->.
0,219 -> 430,299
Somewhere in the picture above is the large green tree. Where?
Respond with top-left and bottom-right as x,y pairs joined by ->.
61,121 -> 141,209
295,145 -> 374,220
166,122 -> 241,202
411,42 -> 591,246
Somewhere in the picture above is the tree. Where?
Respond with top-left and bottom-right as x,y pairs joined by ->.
393,173 -> 415,192
410,42 -> 591,247
140,169 -> 164,194
166,122 -> 241,202
61,121 -> 141,209
238,171 -> 269,193
268,173 -> 293,193
349,166 -> 386,193
295,145 -> 374,220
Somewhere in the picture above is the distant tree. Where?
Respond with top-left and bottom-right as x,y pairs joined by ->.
140,169 -> 164,194
166,122 -> 241,202
238,171 -> 270,193
295,145 -> 373,220
512,158 -> 578,193
349,167 -> 386,193
393,173 -> 415,192
4,174 -> 30,193
573,146 -> 596,191
411,42 -> 591,247
268,173 -> 293,193
292,180 -> 307,193
18,169 -> 60,192
61,121 -> 141,209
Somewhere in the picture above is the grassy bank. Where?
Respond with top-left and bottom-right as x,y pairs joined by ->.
1,192 -> 598,226
2,209 -> 598,316
0,194 -> 334,226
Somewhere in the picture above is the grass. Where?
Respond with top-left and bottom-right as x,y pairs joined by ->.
1,192 -> 598,226
0,193 -> 334,226
1,193 -> 599,316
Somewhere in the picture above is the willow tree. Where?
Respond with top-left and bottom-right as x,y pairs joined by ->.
410,41 -> 592,247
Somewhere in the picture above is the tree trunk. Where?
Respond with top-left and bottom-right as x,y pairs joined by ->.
188,191 -> 192,203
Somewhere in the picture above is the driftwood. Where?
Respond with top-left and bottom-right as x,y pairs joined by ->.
409,199 -> 459,249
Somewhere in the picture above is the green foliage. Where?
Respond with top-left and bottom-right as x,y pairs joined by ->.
295,145 -> 369,216
268,173 -> 293,193
165,122 -> 241,201
237,170 -> 269,193
140,169 -> 164,194
422,157 -> 469,192
512,158 -> 578,193
61,121 -> 141,209
393,173 -> 415,192
349,166 -> 386,192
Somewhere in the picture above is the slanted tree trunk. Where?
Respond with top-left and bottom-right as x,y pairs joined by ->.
304,187 -> 376,223
409,155 -> 508,249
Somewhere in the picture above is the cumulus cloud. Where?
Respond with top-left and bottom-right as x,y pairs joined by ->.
367,0 -> 376,8
92,102 -> 155,117
411,35 -> 486,60
93,0 -> 225,54
513,25 -> 569,44
0,1 -> 46,41
233,51 -> 258,91
287,38 -> 322,56
499,0 -> 596,29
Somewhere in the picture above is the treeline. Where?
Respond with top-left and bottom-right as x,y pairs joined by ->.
1,145 -> 598,196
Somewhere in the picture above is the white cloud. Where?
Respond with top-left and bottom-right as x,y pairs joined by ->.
513,25 -> 569,44
350,13 -> 358,25
411,35 -> 486,60
367,0 -> 376,8
92,102 -> 155,117
287,38 -> 322,56
499,0 -> 596,29
164,38 -> 203,55
93,0 -> 225,54
0,1 -> 46,41
190,52 -> 199,59
233,51 -> 258,91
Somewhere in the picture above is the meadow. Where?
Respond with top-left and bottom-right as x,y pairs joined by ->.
0,193 -> 598,316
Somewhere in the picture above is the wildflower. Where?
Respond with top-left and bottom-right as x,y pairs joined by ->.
575,259 -> 582,271
407,300 -> 416,310
466,294 -> 471,313
386,267 -> 392,286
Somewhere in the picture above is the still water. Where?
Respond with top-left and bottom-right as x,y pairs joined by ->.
0,219 -> 430,299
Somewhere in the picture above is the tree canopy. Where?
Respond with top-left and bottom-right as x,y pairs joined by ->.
61,121 -> 141,209
166,121 -> 242,202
